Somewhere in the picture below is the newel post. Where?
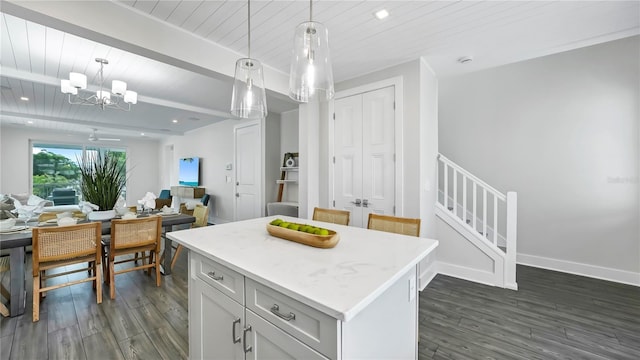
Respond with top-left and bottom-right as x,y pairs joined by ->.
505,191 -> 518,290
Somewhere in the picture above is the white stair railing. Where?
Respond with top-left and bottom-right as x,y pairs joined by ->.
437,154 -> 518,289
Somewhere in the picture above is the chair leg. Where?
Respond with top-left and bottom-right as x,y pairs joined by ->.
170,244 -> 183,270
109,261 -> 116,300
0,303 -> 8,317
33,276 -> 40,322
96,263 -> 102,304
0,284 -> 10,301
155,251 -> 161,287
40,272 -> 46,300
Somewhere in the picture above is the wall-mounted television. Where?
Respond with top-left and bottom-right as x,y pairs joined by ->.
178,157 -> 201,186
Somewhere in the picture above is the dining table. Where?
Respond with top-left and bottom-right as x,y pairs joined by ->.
0,212 -> 195,317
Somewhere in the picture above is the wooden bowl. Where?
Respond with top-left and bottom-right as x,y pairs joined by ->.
266,223 -> 340,249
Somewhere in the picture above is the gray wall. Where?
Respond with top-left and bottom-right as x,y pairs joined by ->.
439,36 -> 639,279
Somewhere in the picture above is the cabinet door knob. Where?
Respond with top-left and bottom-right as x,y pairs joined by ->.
206,271 -> 223,281
270,304 -> 296,321
242,325 -> 253,353
232,318 -> 241,344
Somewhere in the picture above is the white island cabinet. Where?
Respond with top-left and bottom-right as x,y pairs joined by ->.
168,216 -> 439,360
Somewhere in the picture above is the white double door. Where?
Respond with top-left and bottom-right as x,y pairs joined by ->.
334,86 -> 395,228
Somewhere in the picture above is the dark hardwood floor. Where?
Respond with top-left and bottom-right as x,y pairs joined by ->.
419,266 -> 640,360
1,253 -> 638,359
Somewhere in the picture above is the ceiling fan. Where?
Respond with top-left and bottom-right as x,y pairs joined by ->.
88,128 -> 120,142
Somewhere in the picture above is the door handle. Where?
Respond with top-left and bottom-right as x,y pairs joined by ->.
235,193 -> 240,198
350,199 -> 362,207
270,304 -> 296,321
362,199 -> 370,208
243,325 -> 253,353
232,318 -> 241,344
206,271 -> 224,281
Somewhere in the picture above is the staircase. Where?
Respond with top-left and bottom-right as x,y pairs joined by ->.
436,154 -> 518,290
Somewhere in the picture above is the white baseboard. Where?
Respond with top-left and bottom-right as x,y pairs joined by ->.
517,253 -> 640,287
419,262 -> 438,291
436,261 -> 499,287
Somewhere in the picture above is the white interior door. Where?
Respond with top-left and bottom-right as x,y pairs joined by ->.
334,95 -> 364,226
235,121 -> 262,221
362,86 -> 395,219
334,86 -> 395,227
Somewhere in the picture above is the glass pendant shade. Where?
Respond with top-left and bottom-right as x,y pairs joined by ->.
231,58 -> 268,119
289,21 -> 334,102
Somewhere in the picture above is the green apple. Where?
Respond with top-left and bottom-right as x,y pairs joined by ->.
288,224 -> 300,231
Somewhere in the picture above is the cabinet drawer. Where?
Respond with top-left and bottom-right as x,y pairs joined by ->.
246,278 -> 338,359
192,252 -> 244,304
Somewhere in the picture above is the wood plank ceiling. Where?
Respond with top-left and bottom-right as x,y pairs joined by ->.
1,1 -> 638,139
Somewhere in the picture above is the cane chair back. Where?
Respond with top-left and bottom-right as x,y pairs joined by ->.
367,213 -> 421,237
32,222 -> 102,321
312,207 -> 350,226
105,216 -> 162,299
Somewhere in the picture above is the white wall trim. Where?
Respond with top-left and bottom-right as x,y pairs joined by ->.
436,261 -> 499,288
517,253 -> 640,287
329,76 -> 404,217
419,261 -> 438,291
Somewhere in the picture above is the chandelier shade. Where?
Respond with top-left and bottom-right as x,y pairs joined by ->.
230,0 -> 268,119
231,58 -> 267,119
288,1 -> 334,103
60,58 -> 137,111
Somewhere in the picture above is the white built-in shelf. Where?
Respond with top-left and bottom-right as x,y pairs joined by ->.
276,179 -> 298,184
280,167 -> 299,172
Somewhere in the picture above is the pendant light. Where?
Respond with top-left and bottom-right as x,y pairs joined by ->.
231,0 -> 267,119
289,0 -> 334,103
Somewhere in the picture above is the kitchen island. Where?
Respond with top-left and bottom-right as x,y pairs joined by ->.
167,215 -> 438,359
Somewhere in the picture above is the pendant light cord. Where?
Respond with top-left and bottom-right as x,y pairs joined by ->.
309,0 -> 313,22
248,0 -> 251,59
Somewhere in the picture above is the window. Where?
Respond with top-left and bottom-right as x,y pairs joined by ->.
32,143 -> 127,205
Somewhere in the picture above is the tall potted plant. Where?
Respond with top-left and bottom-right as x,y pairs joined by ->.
77,150 -> 127,220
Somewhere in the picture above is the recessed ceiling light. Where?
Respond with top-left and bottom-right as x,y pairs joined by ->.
172,119 -> 178,123
20,96 -> 29,101
27,120 -> 34,124
140,132 -> 145,136
374,9 -> 389,20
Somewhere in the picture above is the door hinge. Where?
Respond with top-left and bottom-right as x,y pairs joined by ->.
393,206 -> 396,215
333,156 -> 335,164
333,113 -> 335,120
393,153 -> 396,162
393,101 -> 396,110
333,200 -> 335,207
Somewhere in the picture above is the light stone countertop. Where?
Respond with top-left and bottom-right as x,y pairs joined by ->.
168,215 -> 438,322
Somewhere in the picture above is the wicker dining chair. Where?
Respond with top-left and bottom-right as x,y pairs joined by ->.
312,207 -> 350,226
102,216 -> 162,299
367,213 -> 421,237
0,256 -> 10,317
31,222 -> 102,322
170,204 -> 209,270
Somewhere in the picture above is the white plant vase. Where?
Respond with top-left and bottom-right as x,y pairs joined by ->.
88,210 -> 116,221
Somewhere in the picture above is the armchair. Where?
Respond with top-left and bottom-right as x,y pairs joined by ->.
154,189 -> 172,209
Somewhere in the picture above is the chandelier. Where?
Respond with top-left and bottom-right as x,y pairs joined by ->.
60,58 -> 138,111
